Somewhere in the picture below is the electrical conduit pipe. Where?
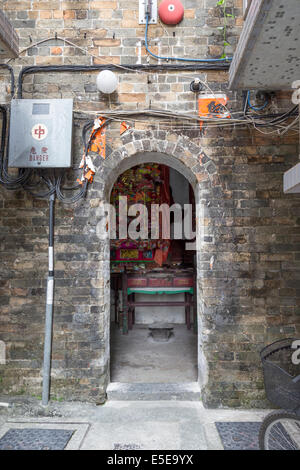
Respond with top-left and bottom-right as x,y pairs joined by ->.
42,192 -> 55,406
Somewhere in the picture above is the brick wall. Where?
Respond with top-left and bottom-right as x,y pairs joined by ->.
0,0 -> 299,407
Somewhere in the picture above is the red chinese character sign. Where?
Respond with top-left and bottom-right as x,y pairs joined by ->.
31,123 -> 48,141
198,94 -> 230,130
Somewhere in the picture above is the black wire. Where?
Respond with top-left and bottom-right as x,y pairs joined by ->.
249,108 -> 298,120
0,105 -> 7,160
0,61 -> 298,199
55,117 -> 111,203
17,64 -> 230,98
22,170 -> 55,198
242,90 -> 249,115
55,172 -> 88,203
0,103 -> 101,202
0,104 -> 32,189
82,119 -> 95,155
248,105 -> 298,127
61,183 -> 82,190
17,65 -> 299,128
18,102 -> 299,201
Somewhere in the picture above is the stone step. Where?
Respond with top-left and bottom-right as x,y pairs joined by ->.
107,382 -> 201,401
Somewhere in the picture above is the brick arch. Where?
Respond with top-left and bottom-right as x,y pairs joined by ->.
91,130 -> 223,402
93,130 -> 220,199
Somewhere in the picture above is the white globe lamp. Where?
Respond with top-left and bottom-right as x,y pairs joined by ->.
96,70 -> 118,94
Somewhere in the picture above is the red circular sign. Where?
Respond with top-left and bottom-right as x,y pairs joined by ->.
31,123 -> 48,141
158,0 -> 184,25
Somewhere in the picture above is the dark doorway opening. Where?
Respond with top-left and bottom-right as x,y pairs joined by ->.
109,162 -> 197,383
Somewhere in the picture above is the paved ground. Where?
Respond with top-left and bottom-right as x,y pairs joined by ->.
110,324 -> 198,383
0,399 -> 270,450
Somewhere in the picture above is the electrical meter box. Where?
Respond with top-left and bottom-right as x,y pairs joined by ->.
8,99 -> 73,168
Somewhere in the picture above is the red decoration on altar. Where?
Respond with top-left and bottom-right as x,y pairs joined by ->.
110,163 -> 171,266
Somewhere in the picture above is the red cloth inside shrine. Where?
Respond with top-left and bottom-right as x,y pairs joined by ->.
110,164 -> 171,266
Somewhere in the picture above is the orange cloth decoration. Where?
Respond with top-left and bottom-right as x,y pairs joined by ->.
78,116 -> 106,185
89,117 -> 106,159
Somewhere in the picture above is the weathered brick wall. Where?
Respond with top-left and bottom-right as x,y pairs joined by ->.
0,0 -> 299,407
1,0 -> 240,68
199,125 -> 300,407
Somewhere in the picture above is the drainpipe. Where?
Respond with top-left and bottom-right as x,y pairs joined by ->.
42,193 -> 55,406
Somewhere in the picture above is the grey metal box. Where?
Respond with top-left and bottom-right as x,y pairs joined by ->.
8,99 -> 73,168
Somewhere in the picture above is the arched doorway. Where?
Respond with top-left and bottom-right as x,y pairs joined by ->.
92,131 -> 221,398
109,161 -> 197,383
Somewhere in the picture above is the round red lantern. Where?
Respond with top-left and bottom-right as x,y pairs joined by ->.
158,0 -> 184,25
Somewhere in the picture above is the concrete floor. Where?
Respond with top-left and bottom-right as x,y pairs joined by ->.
110,323 -> 198,383
0,399 -> 271,450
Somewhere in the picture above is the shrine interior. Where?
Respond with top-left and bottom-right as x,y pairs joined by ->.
110,163 -> 198,383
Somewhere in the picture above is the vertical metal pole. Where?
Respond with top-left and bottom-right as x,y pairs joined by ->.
42,193 -> 55,406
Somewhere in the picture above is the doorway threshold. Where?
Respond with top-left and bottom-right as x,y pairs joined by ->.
107,382 -> 201,401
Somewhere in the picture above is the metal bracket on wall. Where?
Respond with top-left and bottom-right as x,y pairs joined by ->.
139,0 -> 157,24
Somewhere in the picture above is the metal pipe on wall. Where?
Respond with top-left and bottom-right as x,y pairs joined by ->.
42,192 -> 55,406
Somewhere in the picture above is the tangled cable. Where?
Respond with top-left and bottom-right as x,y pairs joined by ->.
0,98 -> 298,202
0,105 -> 31,190
0,105 -> 94,202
